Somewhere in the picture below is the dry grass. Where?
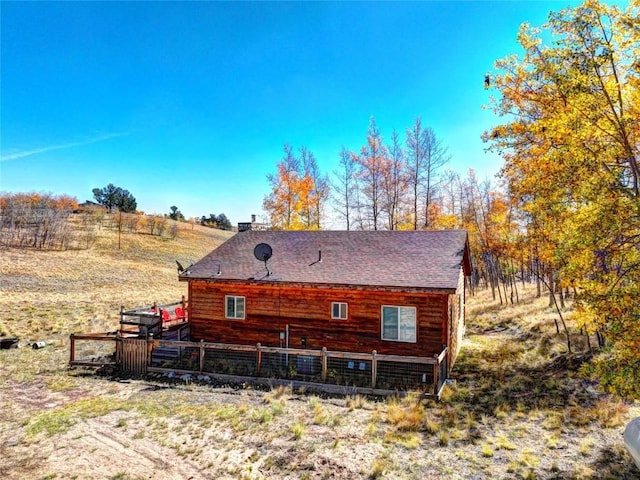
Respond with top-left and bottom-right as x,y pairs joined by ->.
385,395 -> 425,432
0,218 -> 231,341
1,223 -> 639,479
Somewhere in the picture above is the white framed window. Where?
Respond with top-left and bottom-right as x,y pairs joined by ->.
225,295 -> 245,319
331,302 -> 348,320
381,305 -> 416,343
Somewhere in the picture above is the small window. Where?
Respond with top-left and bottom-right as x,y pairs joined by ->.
225,296 -> 245,319
381,305 -> 416,343
331,302 -> 348,319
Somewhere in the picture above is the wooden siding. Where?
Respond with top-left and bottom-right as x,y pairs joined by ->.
188,281 -> 448,357
447,269 -> 466,371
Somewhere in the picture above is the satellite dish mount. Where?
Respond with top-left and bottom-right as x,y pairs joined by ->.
253,243 -> 273,276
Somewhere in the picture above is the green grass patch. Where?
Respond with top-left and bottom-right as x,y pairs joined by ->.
384,430 -> 421,449
27,397 -> 131,437
291,421 -> 306,440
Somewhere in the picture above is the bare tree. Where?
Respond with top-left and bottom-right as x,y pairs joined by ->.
422,127 -> 449,228
299,146 -> 316,228
405,118 -> 449,229
0,193 -> 77,250
356,117 -> 388,230
405,118 -> 428,230
381,130 -> 406,230
441,168 -> 462,220
332,146 -> 359,230
301,146 -> 330,229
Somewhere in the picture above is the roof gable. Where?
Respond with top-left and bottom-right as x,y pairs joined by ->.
184,230 -> 471,291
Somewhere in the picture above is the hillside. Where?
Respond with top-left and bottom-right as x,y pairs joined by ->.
0,217 -> 233,341
0,222 -> 638,480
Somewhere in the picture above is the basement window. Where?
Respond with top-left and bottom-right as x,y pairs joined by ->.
331,302 -> 348,320
381,306 -> 416,343
225,296 -> 245,319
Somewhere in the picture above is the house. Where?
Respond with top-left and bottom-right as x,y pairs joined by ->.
237,214 -> 269,232
179,230 -> 472,379
73,200 -> 107,214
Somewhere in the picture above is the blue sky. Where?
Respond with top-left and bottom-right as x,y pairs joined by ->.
1,1 -> 589,225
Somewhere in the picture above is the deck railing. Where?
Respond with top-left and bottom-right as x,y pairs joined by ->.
119,297 -> 188,337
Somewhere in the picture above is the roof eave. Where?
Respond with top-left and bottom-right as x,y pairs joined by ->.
183,276 -> 458,294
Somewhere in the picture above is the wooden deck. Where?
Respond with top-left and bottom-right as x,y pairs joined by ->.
68,319 -> 189,371
70,298 -> 190,370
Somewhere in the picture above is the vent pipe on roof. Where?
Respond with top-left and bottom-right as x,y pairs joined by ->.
207,260 -> 221,277
309,250 -> 322,266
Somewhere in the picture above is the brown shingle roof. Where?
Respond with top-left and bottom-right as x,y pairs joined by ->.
183,230 -> 471,291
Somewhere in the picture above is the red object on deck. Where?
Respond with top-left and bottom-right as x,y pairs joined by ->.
174,307 -> 186,320
161,310 -> 171,323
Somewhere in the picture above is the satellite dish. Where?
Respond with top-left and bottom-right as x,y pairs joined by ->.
254,243 -> 273,276
254,243 -> 273,262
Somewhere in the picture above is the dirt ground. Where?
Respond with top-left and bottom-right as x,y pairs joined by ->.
1,373 -> 385,480
2,380 -> 214,479
1,332 -> 639,480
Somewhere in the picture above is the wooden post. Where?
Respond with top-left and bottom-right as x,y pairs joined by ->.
433,353 -> 440,397
147,338 -> 154,368
118,210 -> 122,250
321,347 -> 328,382
119,305 -> 125,336
199,339 -> 205,372
256,343 -> 262,376
371,350 -> 377,389
181,295 -> 187,313
69,334 -> 75,364
115,337 -> 121,370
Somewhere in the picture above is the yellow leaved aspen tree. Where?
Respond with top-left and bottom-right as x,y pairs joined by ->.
263,145 -> 329,230
486,0 -> 640,396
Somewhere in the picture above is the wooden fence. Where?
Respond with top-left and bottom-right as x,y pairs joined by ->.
117,338 -> 149,375
69,299 -> 189,372
69,334 -> 149,375
147,340 -> 448,396
69,333 -> 117,367
69,334 -> 449,396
